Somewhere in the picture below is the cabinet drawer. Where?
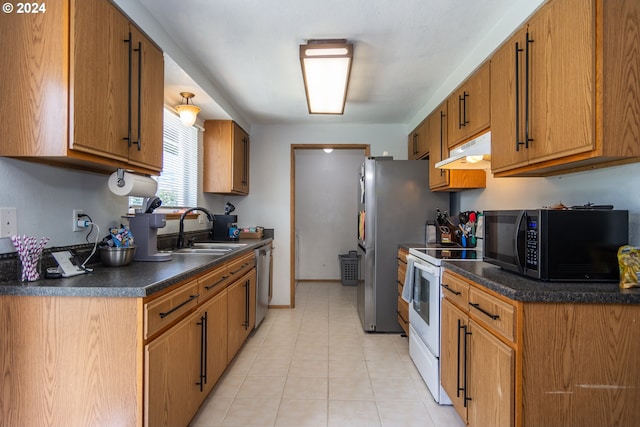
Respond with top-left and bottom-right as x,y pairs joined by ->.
199,265 -> 229,302
398,264 -> 407,286
441,271 -> 470,309
397,297 -> 409,333
145,280 -> 200,340
227,252 -> 255,281
398,248 -> 409,264
468,286 -> 516,342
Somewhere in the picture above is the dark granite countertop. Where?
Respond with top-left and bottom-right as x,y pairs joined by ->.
444,261 -> 640,304
0,239 -> 271,298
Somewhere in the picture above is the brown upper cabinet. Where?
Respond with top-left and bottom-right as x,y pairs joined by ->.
427,101 -> 486,191
408,119 -> 429,160
447,62 -> 491,149
0,0 -> 164,175
203,121 -> 250,195
490,0 -> 640,176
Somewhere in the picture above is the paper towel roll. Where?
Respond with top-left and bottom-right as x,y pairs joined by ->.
108,171 -> 158,197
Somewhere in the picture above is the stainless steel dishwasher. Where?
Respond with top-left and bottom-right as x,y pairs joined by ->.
254,243 -> 272,328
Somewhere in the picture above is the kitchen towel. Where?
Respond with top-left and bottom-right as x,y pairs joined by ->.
402,255 -> 417,303
108,171 -> 158,197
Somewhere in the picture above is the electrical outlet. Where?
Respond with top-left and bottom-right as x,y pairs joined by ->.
0,207 -> 17,237
73,209 -> 84,232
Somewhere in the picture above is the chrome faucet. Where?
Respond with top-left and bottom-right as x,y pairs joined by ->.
176,207 -> 215,248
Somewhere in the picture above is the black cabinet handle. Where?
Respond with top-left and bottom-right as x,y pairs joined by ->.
196,312 -> 206,391
133,41 -> 142,151
525,31 -> 534,149
442,284 -> 461,296
123,32 -> 132,148
230,262 -> 250,275
456,319 -> 463,398
158,293 -> 199,319
439,110 -> 446,177
462,91 -> 469,127
205,276 -> 228,291
469,302 -> 500,320
458,94 -> 464,129
515,41 -> 524,151
243,280 -> 250,329
463,325 -> 472,406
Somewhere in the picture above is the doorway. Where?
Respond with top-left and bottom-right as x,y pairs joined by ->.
290,144 -> 370,308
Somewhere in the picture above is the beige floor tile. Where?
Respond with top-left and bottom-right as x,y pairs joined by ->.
222,398 -> 280,426
283,376 -> 328,399
377,400 -> 436,427
371,377 -> 422,401
258,343 -> 295,360
288,358 -> 329,377
328,359 -> 368,378
190,397 -> 232,427
328,400 -> 381,427
275,399 -> 327,427
328,377 -> 374,400
366,358 -> 413,379
237,376 -> 286,398
210,374 -> 245,399
248,358 -> 292,377
293,343 -> 329,360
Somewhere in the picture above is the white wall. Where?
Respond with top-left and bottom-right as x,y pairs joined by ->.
237,124 -> 407,306
457,163 -> 640,246
295,149 -> 365,280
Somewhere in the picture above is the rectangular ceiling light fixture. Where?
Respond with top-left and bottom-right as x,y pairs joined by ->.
300,39 -> 353,115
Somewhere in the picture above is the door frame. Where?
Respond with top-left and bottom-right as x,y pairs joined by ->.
290,144 -> 370,308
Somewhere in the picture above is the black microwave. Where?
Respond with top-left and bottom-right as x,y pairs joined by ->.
483,209 -> 628,281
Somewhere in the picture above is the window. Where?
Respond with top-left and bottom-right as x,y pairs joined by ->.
130,109 -> 198,208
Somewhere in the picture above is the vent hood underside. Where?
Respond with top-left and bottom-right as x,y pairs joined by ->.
435,131 -> 491,170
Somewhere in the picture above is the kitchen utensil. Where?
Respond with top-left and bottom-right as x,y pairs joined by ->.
144,197 -> 162,213
99,246 -> 135,267
224,202 -> 236,215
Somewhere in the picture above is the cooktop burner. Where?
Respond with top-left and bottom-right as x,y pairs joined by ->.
409,246 -> 482,265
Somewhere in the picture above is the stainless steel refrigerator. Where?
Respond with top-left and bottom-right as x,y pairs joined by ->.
357,157 -> 449,332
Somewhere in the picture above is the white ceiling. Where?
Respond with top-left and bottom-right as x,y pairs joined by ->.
137,0 -> 525,127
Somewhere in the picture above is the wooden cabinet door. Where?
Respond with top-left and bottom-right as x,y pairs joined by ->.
128,25 -> 164,172
145,309 -> 201,427
408,120 -> 429,160
71,0 -> 130,161
448,62 -> 491,148
491,0 -> 595,173
489,27 -> 529,171
441,299 -> 468,423
227,270 -> 255,361
428,102 -> 449,189
202,289 -> 228,395
231,124 -> 250,194
467,320 -> 514,427
525,0 -> 595,164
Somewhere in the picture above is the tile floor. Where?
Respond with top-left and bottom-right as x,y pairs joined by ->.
190,282 -> 466,427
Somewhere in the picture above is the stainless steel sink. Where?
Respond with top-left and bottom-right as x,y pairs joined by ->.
191,242 -> 247,249
169,242 -> 248,255
171,248 -> 231,255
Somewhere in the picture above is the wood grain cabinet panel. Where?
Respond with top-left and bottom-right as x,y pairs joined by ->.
0,0 -> 164,175
490,0 -> 640,176
203,120 -> 251,195
407,120 -> 429,160
447,62 -> 490,148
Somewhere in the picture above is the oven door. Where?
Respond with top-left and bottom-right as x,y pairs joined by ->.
409,259 -> 441,357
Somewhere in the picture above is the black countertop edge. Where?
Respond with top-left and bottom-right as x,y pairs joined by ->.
443,261 -> 640,304
0,239 -> 272,298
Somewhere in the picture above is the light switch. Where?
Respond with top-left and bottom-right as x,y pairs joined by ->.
0,207 -> 17,237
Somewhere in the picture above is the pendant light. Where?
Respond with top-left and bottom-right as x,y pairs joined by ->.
175,92 -> 201,127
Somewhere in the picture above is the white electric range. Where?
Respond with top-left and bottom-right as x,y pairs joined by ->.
406,245 -> 482,404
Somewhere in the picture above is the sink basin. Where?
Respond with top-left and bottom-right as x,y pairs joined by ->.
169,242 -> 248,255
171,248 -> 230,255
192,242 -> 248,249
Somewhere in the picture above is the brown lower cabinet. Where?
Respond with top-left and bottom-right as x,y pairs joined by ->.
441,270 -> 640,427
0,250 -> 257,427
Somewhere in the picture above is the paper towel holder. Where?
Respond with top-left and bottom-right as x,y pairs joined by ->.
116,168 -> 126,187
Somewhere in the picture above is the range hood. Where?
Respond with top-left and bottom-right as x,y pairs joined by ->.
435,131 -> 491,170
